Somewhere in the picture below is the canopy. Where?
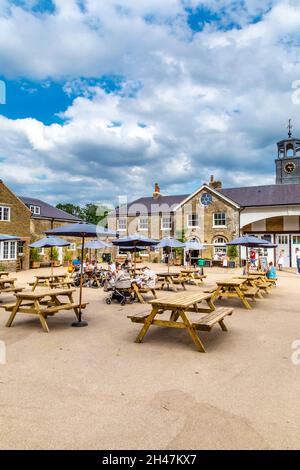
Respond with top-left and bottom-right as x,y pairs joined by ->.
112,234 -> 159,247
45,222 -> 115,238
157,237 -> 185,249
29,236 -> 70,248
78,239 -> 112,250
119,245 -> 146,252
185,240 -> 204,250
226,236 -> 270,247
0,234 -> 21,242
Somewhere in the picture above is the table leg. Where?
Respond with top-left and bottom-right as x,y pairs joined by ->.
6,297 -> 22,327
167,276 -> 177,292
31,280 -> 38,292
132,283 -> 145,304
235,286 -> 252,310
34,299 -> 50,333
206,297 -> 216,312
67,292 -> 80,320
178,309 -> 205,352
135,306 -> 159,343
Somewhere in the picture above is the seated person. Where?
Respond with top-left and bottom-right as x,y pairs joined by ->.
140,266 -> 156,289
72,256 -> 81,271
108,261 -> 116,274
266,262 -> 277,279
122,259 -> 132,271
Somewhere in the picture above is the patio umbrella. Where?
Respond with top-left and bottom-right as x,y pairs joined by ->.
45,223 -> 116,327
78,239 -> 112,262
227,235 -> 271,272
0,234 -> 21,241
157,237 -> 185,273
112,234 -> 158,273
29,236 -> 71,276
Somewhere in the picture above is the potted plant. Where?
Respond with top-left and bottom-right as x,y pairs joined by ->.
63,250 -> 72,267
52,247 -> 61,267
30,248 -> 41,269
227,245 -> 238,268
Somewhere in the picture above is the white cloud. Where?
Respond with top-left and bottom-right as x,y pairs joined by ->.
0,1 -> 300,203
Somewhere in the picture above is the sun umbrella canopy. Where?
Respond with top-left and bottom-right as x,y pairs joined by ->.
112,234 -> 159,247
157,237 -> 185,249
119,246 -> 146,252
45,222 -> 115,238
29,236 -> 71,248
185,240 -> 204,250
227,235 -> 270,247
0,234 -> 21,242
78,239 -> 112,249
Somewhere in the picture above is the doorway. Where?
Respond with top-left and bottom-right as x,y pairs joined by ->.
275,234 -> 290,267
291,235 -> 300,268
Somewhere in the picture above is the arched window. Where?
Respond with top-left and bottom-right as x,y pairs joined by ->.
213,236 -> 227,259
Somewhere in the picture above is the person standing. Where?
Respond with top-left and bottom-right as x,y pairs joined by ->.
296,248 -> 300,274
277,249 -> 284,271
250,249 -> 256,268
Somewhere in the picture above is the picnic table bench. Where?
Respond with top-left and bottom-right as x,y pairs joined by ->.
180,269 -> 207,285
156,272 -> 186,291
235,275 -> 272,295
1,289 -> 88,333
29,274 -> 73,291
0,277 -> 24,296
213,278 -> 259,310
131,281 -> 158,304
0,272 -> 9,278
128,291 -> 233,352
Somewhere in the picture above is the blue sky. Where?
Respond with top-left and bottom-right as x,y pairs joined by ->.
0,0 -> 299,205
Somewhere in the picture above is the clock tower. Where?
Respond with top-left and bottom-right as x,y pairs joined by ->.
275,120 -> 300,184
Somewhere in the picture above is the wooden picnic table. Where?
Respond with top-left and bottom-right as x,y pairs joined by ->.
131,281 -> 158,304
30,274 -> 73,291
234,275 -> 272,296
214,278 -> 256,310
0,277 -> 23,296
2,289 -> 88,333
180,269 -> 206,285
0,272 -> 9,278
156,272 -> 186,291
128,291 -> 233,352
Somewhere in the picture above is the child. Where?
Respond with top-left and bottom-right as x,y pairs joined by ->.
266,262 -> 277,279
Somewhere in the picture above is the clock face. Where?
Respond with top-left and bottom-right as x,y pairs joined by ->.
284,162 -> 296,173
200,193 -> 212,206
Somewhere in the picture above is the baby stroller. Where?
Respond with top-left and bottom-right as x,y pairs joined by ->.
105,272 -> 135,306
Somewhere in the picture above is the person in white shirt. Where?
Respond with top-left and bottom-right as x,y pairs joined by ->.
296,248 -> 300,274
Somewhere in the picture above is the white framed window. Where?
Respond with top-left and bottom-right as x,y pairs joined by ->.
139,217 -> 148,231
213,212 -> 226,227
213,236 -> 227,257
0,241 -> 16,260
0,206 -> 10,221
69,243 -> 77,251
117,217 -> 127,231
161,216 -> 171,230
29,205 -> 41,215
187,214 -> 199,228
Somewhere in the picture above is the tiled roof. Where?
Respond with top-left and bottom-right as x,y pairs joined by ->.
19,197 -> 82,221
220,183 -> 300,207
114,194 -> 188,216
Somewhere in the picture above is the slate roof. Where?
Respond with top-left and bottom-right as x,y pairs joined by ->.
220,183 -> 300,207
114,194 -> 188,216
19,197 -> 82,221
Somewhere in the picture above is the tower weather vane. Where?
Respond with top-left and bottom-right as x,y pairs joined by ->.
287,118 -> 293,138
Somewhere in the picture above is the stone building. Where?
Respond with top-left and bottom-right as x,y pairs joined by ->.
108,130 -> 300,268
0,180 -> 81,271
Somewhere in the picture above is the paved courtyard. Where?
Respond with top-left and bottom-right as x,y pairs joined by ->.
0,265 -> 299,449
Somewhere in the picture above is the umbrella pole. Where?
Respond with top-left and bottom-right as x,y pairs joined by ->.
72,234 -> 88,327
51,246 -> 53,277
134,246 -> 136,275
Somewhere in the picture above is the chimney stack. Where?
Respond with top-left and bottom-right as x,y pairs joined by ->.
153,182 -> 161,199
209,175 -> 222,190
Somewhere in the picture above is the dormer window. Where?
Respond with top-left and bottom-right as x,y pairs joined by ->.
30,205 -> 41,215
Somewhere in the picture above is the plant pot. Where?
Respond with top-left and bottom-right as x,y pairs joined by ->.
30,261 -> 41,269
53,261 -> 61,267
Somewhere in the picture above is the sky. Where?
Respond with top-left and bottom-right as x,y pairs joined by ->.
0,0 -> 300,206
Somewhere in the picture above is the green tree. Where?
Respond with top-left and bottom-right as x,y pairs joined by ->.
56,203 -> 83,219
227,245 -> 239,260
82,203 -> 110,226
